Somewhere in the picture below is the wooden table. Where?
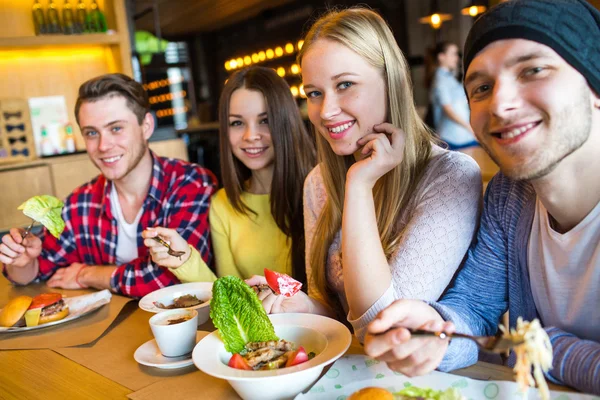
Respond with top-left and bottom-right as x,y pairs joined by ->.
0,349 -> 131,400
0,276 -> 572,400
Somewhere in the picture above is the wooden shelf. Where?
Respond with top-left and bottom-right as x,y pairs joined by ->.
0,33 -> 121,49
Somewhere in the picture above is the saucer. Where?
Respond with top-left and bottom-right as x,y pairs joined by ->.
134,331 -> 209,369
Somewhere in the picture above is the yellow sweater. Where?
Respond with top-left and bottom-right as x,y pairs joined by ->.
171,188 -> 292,282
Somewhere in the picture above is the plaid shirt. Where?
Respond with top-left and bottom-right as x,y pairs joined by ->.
4,152 -> 217,298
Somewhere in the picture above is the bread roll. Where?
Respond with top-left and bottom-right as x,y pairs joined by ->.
348,387 -> 394,400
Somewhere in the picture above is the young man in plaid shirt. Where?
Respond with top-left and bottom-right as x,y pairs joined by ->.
0,73 -> 217,298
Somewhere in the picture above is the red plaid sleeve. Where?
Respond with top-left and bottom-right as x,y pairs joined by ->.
37,176 -> 108,280
38,220 -> 80,279
39,186 -> 99,279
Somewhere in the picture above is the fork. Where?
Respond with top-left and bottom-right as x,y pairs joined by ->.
152,236 -> 186,259
20,220 -> 35,240
378,328 -> 524,354
412,329 -> 524,354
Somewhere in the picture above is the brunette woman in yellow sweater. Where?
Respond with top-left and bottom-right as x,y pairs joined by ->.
142,66 -> 315,284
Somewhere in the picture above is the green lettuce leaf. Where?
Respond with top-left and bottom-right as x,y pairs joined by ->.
395,387 -> 465,400
17,195 -> 65,239
210,276 -> 278,354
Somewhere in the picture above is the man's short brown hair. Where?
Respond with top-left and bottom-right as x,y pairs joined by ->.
75,73 -> 150,125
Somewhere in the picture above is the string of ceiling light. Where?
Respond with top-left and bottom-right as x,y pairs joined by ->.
223,40 -> 306,97
224,40 -> 304,71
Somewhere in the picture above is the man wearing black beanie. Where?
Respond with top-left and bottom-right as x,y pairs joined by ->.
363,0 -> 600,396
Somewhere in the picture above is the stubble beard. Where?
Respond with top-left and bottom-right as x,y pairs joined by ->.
481,88 -> 592,182
118,140 -> 149,182
92,140 -> 149,182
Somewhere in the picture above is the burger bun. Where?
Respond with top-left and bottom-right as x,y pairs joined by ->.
39,305 -> 70,324
0,295 -> 33,327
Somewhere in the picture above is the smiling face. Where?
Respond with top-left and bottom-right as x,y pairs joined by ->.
465,39 -> 594,181
79,95 -> 152,182
302,39 -> 387,157
228,88 -> 274,174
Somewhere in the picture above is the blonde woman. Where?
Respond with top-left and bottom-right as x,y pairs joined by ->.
250,7 -> 482,341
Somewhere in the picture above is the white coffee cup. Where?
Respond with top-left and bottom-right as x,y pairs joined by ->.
149,309 -> 198,357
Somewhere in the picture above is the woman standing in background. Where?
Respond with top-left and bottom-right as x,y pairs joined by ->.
429,42 -> 479,150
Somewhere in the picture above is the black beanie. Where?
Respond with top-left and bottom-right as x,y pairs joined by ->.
463,0 -> 600,95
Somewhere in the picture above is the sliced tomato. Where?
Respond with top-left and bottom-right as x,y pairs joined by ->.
28,293 -> 62,310
285,346 -> 309,368
264,268 -> 302,297
228,353 -> 252,370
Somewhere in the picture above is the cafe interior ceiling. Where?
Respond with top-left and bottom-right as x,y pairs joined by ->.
133,0 -> 297,37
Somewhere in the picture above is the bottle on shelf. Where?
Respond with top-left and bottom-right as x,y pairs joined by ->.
62,0 -> 76,35
46,0 -> 62,34
63,123 -> 76,153
76,0 -> 88,33
32,0 -> 47,36
87,0 -> 108,33
40,125 -> 54,156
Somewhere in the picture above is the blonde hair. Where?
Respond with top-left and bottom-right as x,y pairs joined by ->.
298,7 -> 435,316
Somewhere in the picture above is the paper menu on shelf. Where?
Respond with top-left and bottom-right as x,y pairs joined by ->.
28,95 -> 74,157
296,355 -> 598,400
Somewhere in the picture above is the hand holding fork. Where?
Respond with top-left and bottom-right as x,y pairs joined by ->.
363,299 -> 522,377
151,236 -> 186,259
142,227 -> 190,268
0,223 -> 43,269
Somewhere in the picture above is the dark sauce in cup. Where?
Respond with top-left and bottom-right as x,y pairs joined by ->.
167,315 -> 192,325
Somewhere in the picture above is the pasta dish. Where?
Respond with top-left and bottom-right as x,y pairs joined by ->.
500,318 -> 553,400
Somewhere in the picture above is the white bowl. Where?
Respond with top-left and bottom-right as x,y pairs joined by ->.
193,313 -> 352,400
138,282 -> 212,326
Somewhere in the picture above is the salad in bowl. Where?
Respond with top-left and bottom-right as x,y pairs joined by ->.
193,276 -> 351,400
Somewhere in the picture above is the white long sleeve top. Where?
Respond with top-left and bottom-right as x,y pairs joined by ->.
303,146 -> 482,341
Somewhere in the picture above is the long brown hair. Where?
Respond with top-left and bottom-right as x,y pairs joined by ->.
298,8 -> 435,316
218,66 -> 316,285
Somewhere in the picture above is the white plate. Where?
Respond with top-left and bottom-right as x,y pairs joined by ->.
0,290 -> 112,333
138,282 -> 213,314
192,313 -> 351,400
134,330 -> 209,369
